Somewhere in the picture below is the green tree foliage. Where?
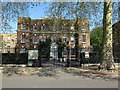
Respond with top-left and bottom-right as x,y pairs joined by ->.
46,2 -> 101,66
38,37 -> 51,56
90,27 -> 103,52
45,2 -> 118,69
56,38 -> 66,58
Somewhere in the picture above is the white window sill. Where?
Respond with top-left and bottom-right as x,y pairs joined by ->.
33,42 -> 38,44
82,29 -> 86,30
82,42 -> 86,44
21,41 -> 26,44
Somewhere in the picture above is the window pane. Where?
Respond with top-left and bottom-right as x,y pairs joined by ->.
70,26 -> 74,30
8,36 -> 10,40
33,26 -> 37,30
7,43 -> 10,48
62,37 -> 66,43
33,36 -> 38,43
52,36 -> 56,42
52,25 -> 56,31
22,24 -> 26,30
81,25 -> 86,30
82,35 -> 86,42
41,36 -> 46,42
21,35 -> 26,43
20,48 -> 25,53
71,36 -> 74,42
41,24 -> 46,30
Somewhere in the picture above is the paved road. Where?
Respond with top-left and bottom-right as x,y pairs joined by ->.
2,65 -> 119,88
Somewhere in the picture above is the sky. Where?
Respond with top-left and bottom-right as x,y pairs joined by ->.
29,3 -> 48,19
5,2 -> 51,33
1,2 -> 119,33
8,3 -> 48,33
8,2 -> 100,33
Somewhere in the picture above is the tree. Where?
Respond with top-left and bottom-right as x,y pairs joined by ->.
33,2 -> 118,69
90,27 -> 103,52
1,2 -> 30,32
46,2 -> 100,67
38,37 -> 51,65
100,0 -> 115,70
56,38 -> 66,59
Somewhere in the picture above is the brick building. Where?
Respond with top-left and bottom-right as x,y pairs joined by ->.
0,33 -> 17,53
112,21 -> 120,60
16,17 -> 91,53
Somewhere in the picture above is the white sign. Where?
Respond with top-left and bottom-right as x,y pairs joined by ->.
85,52 -> 89,58
28,50 -> 38,60
50,42 -> 58,59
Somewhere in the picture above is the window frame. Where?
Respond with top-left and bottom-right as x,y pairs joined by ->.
33,25 -> 38,31
51,36 -> 56,42
7,43 -> 10,48
33,36 -> 38,44
41,24 -> 46,31
62,37 -> 66,43
70,26 -> 74,30
41,36 -> 46,42
82,35 -> 86,43
8,35 -> 10,41
21,34 -> 26,43
21,24 -> 26,30
70,36 -> 75,43
20,48 -> 26,53
52,25 -> 56,31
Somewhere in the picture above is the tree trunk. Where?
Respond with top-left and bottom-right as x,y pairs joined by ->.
74,17 -> 81,67
100,0 -> 115,70
66,41 -> 70,67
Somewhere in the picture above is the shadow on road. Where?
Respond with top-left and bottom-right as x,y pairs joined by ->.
2,63 -> 119,81
2,65 -> 60,79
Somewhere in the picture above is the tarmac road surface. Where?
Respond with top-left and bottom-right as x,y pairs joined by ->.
2,66 -> 118,88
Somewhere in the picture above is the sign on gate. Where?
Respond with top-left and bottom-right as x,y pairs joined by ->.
28,50 -> 38,60
50,42 -> 58,59
85,52 -> 89,58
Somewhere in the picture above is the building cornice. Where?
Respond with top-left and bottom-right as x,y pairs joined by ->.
17,30 -> 90,34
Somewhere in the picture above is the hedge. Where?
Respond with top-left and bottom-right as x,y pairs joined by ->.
2,53 -> 28,64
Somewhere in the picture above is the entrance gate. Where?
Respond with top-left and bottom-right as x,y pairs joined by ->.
27,47 -> 81,67
50,42 -> 58,60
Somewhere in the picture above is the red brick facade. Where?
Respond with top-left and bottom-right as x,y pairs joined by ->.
16,17 -> 91,53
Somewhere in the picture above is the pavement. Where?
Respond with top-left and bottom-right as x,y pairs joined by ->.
1,63 -> 119,88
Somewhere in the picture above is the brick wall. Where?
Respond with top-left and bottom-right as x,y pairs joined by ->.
16,17 -> 91,53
